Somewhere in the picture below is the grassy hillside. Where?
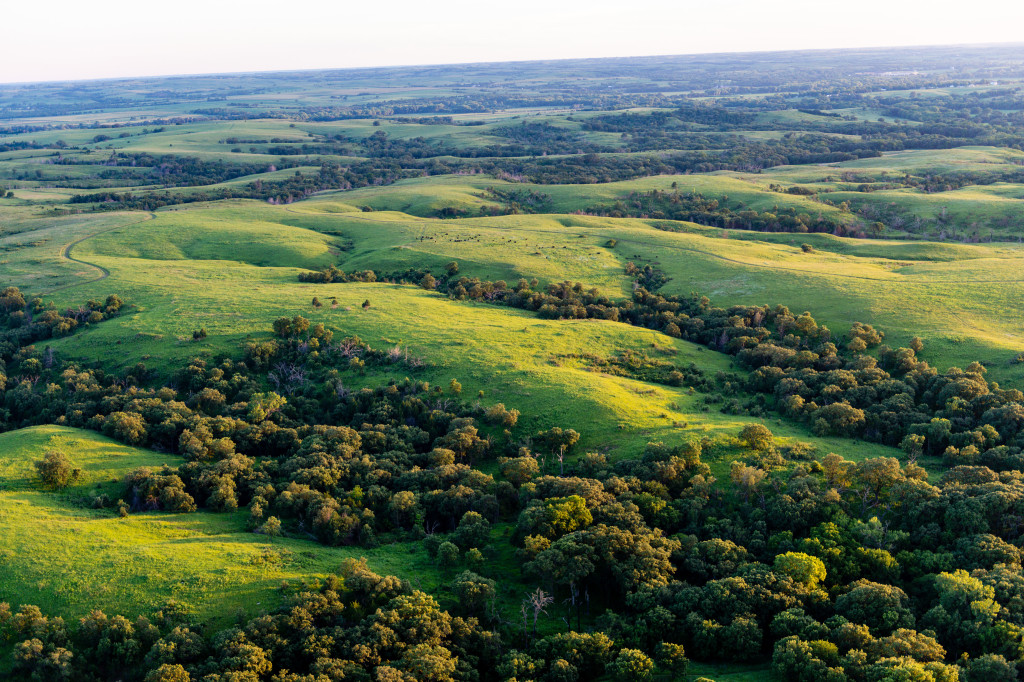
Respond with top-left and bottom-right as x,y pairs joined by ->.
3,50 -> 1024,680
289,195 -> 1024,382
0,426 -> 445,628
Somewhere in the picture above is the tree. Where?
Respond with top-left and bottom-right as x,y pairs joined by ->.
730,461 -> 766,502
388,490 -> 419,530
438,541 -> 459,572
655,642 -> 688,680
35,450 -> 80,489
398,643 -> 457,682
450,571 -> 495,614
549,497 -> 595,538
524,588 -> 554,637
362,299 -> 371,309
497,650 -> 543,681
812,402 -> 865,436
453,511 -> 490,550
774,552 -> 826,589
835,580 -> 915,635
145,664 -> 191,682
246,392 -> 286,423
261,517 -> 281,539
962,654 -> 1018,682
771,637 -> 844,682
500,455 -> 539,487
532,632 -> 614,678
607,648 -> 654,681
739,423 -> 774,451
0,286 -> 26,311
104,411 -> 148,444
537,427 -> 580,455
421,273 -> 437,290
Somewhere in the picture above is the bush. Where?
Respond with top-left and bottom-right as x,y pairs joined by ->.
607,648 -> 654,681
35,450 -> 80,489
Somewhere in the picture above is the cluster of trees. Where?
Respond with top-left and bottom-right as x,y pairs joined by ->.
297,266 -> 1024,457
60,153 -> 300,189
586,189 -> 865,236
296,266 -> 381,284
479,186 -> 552,215
0,287 -> 124,357
70,162 -> 424,211
2,322 -> 521,545
291,92 -> 692,121
0,560 -> 507,681
558,349 -> 713,393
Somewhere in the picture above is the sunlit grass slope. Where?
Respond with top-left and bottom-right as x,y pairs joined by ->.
0,206 -> 153,293
0,425 -> 444,627
37,203 -> 894,463
286,195 -> 1024,380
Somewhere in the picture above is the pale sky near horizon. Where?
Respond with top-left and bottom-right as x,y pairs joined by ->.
2,0 -> 1023,84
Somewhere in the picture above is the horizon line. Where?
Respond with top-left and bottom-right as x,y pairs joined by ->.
3,39 -> 1023,88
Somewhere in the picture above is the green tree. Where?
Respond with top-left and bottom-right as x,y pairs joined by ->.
774,552 -> 826,589
607,648 -> 654,681
261,516 -> 281,539
145,664 -> 192,682
739,423 -> 774,451
438,541 -> 459,572
655,642 -> 688,680
246,392 -> 286,423
450,571 -> 495,614
35,450 -> 80,489
835,580 -> 915,635
453,511 -> 490,550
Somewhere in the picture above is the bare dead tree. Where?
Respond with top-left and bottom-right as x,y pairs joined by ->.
335,381 -> 351,400
524,588 -> 554,638
269,362 -> 307,396
337,337 -> 363,359
387,345 -> 403,362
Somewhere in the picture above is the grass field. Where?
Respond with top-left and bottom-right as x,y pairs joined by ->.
283,194 -> 1024,382
3,185 -> 1012,459
0,426 -> 446,629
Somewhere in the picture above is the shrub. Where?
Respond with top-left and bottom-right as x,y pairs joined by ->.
35,450 -> 80,489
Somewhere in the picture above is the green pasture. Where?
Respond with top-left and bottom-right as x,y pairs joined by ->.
3,198 -> 897,468
0,426 -> 445,629
287,194 -> 1024,380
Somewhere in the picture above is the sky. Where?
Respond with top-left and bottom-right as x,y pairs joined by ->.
3,0 -> 1024,83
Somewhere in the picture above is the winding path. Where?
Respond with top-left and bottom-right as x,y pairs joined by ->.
44,212 -> 155,295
